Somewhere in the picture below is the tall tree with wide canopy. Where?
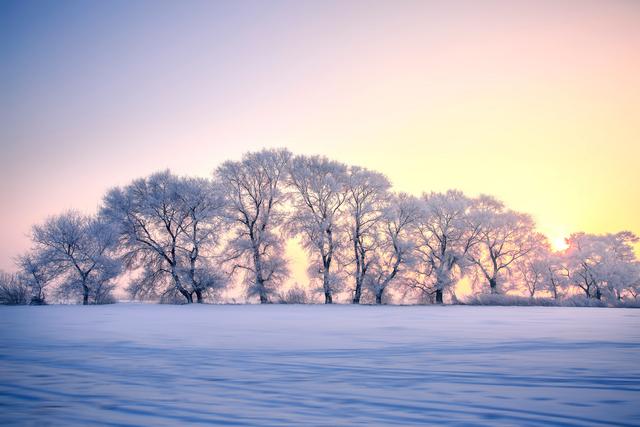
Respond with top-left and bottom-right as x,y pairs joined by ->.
101,171 -> 225,303
215,149 -> 291,303
287,155 -> 348,304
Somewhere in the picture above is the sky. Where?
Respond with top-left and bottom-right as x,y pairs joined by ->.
1,0 -> 639,276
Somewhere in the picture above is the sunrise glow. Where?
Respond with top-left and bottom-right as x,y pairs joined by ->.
2,3 -> 640,426
552,236 -> 570,252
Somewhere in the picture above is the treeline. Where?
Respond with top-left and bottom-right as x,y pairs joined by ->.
1,149 -> 639,306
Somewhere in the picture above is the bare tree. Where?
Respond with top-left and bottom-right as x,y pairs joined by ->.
367,193 -> 420,304
216,149 -> 291,303
466,196 -> 539,294
413,190 -> 480,303
287,155 -> 348,303
345,166 -> 391,304
31,211 -> 120,305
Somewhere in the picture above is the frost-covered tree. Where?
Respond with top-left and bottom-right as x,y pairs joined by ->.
345,167 -> 391,304
413,190 -> 480,303
367,193 -> 420,304
16,251 -> 62,304
513,236 -> 551,298
466,196 -> 539,294
625,268 -> 640,300
539,252 -> 569,300
216,149 -> 291,303
30,211 -> 120,305
102,171 -> 225,303
564,232 -> 639,300
287,155 -> 348,303
176,177 -> 228,302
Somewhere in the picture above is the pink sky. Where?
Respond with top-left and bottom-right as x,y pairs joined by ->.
1,0 -> 639,274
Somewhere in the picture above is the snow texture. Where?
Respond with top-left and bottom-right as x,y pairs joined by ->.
1,305 -> 639,426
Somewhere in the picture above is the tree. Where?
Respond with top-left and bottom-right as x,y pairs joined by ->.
513,238 -> 551,298
102,171 -> 225,303
345,166 -> 391,304
539,252 -> 569,300
564,232 -> 639,300
176,177 -> 228,303
413,190 -> 480,304
216,149 -> 291,303
367,193 -> 420,304
16,251 -> 61,304
625,267 -> 640,300
287,155 -> 348,304
466,196 -> 539,294
31,211 -> 120,305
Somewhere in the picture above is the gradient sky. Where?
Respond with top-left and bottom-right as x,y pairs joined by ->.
1,0 -> 639,274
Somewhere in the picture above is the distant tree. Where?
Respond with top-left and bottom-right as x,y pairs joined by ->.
539,252 -> 569,300
16,251 -> 61,304
466,196 -> 539,294
564,232 -> 639,300
625,268 -> 640,300
367,193 -> 421,304
413,190 -> 480,303
216,149 -> 291,303
513,236 -> 551,297
287,155 -> 348,304
31,211 -> 120,305
344,167 -> 391,304
0,271 -> 29,305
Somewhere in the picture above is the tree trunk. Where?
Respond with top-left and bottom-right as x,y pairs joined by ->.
489,278 -> 498,294
375,290 -> 383,304
322,269 -> 333,304
195,289 -> 204,304
258,278 -> 269,304
82,285 -> 89,305
352,284 -> 362,304
324,291 -> 333,304
253,246 -> 269,304
179,288 -> 193,304
435,288 -> 443,304
595,288 -> 602,300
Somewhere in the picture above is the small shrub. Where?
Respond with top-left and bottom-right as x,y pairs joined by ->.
464,294 -> 560,306
562,295 -> 607,308
277,286 -> 310,304
611,299 -> 640,309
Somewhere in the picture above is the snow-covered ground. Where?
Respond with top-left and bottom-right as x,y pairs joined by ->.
1,305 -> 639,426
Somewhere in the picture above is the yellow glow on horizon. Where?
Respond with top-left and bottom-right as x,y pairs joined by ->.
551,235 -> 570,252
